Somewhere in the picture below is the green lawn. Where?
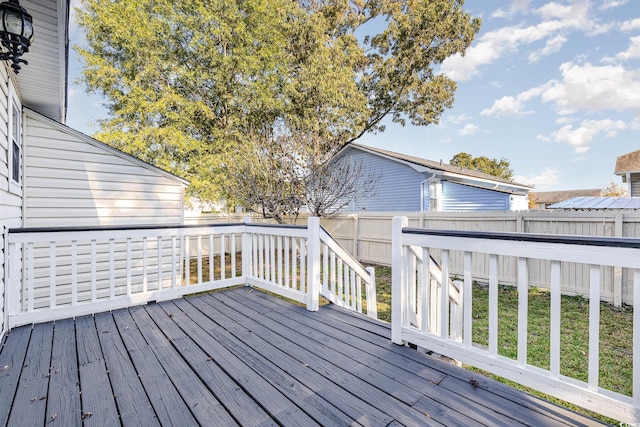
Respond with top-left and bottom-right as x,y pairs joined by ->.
367,264 -> 632,424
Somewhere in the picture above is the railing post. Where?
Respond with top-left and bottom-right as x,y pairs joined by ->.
392,216 -> 408,345
242,216 -> 252,285
307,217 -> 321,311
5,238 -> 21,329
365,266 -> 377,319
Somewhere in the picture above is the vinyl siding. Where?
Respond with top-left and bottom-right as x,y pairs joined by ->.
441,181 -> 510,211
23,112 -> 186,227
631,178 -> 640,197
1,67 -> 22,336
341,147 -> 424,212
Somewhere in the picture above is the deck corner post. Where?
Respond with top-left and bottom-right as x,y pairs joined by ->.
242,216 -> 252,285
365,266 -> 377,319
307,217 -> 321,311
392,216 -> 408,345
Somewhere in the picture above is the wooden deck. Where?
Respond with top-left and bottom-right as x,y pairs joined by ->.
0,287 -> 604,426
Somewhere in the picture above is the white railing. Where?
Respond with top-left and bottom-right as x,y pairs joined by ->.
243,218 -> 377,318
319,227 -> 377,318
4,218 -> 376,329
391,216 -> 640,424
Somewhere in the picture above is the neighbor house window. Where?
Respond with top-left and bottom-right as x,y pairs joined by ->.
421,178 -> 441,212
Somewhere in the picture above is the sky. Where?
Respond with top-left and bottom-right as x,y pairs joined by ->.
66,0 -> 640,192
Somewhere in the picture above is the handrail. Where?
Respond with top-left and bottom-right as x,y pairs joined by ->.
4,218 -> 375,331
319,227 -> 377,318
392,216 -> 640,424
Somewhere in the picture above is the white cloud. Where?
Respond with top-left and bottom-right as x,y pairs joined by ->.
620,18 -> 640,31
528,35 -> 567,62
447,113 -> 471,124
481,96 -> 529,117
546,119 -> 627,153
514,167 -> 560,189
491,0 -> 531,18
459,124 -> 479,136
538,62 -> 640,113
441,2 -> 601,81
617,35 -> 640,60
600,0 -> 629,10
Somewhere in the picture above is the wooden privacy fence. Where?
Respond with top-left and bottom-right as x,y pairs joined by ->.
189,210 -> 640,304
391,216 -> 640,423
316,210 -> 640,306
4,218 -> 376,329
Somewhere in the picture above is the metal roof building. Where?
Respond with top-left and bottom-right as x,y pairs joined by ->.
548,197 -> 640,210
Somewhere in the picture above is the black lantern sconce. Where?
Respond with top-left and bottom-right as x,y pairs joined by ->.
0,0 -> 33,74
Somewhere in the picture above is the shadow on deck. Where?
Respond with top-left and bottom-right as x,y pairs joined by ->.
0,288 -> 604,426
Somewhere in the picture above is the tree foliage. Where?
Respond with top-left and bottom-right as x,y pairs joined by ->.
450,152 -> 514,181
76,0 -> 480,214
601,181 -> 628,197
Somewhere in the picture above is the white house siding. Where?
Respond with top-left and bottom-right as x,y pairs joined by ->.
23,110 -> 186,228
19,110 -> 188,311
441,181 -> 509,211
1,68 -> 23,336
343,147 -> 424,212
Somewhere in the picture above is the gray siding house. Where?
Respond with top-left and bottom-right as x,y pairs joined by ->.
336,144 -> 530,212
615,149 -> 640,197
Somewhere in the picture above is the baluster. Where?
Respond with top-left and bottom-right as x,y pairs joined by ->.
488,253 -> 498,355
588,264 -> 600,391
209,234 -> 214,281
126,238 -> 132,296
197,235 -> 203,285
27,242 -> 34,312
463,251 -> 473,347
109,239 -> 115,299
517,257 -> 528,366
440,249 -> 450,340
284,236 -> 290,288
142,237 -> 148,293
550,260 -> 561,379
221,233 -> 226,281
231,233 -> 236,279
91,240 -> 97,302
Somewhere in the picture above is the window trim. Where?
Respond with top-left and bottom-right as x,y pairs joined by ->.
8,80 -> 22,196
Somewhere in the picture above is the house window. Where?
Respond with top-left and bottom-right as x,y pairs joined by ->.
9,101 -> 21,189
429,180 -> 438,211
421,178 -> 441,212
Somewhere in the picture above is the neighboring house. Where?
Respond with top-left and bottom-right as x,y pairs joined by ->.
530,189 -> 602,210
1,0 -> 187,332
335,143 -> 530,212
614,149 -> 640,197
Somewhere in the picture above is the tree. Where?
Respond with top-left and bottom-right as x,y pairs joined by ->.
601,181 -> 628,197
304,154 -> 380,218
76,0 -> 481,214
222,130 -> 379,222
450,152 -> 514,181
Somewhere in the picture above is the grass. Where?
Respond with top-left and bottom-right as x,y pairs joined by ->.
366,264 -> 631,425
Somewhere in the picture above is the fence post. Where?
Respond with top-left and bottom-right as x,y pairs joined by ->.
307,217 -> 321,311
392,216 -> 408,345
242,216 -> 252,285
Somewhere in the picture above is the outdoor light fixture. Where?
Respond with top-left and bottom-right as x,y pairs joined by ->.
0,0 -> 33,74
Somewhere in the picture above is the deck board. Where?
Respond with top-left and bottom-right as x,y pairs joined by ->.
47,318 -> 81,427
93,311 -> 159,426
9,322 -> 54,426
0,287 -> 606,426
